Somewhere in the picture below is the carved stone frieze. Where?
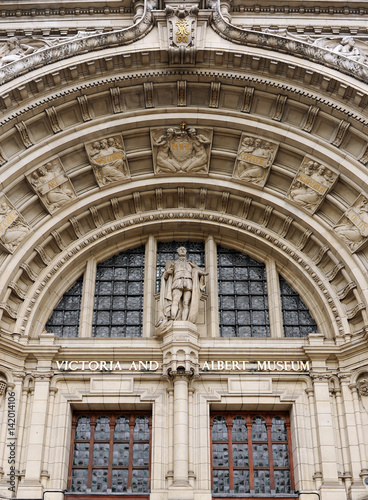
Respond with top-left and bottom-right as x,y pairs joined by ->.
287,158 -> 338,214
26,159 -> 77,214
151,125 -> 212,174
166,4 -> 198,64
0,195 -> 31,253
85,135 -> 130,187
334,195 -> 368,252
232,134 -> 278,187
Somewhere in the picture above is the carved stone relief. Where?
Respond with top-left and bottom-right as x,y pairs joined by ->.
0,195 -> 31,253
357,375 -> 368,413
85,135 -> 130,187
151,125 -> 212,174
334,195 -> 368,252
26,159 -> 77,214
287,158 -> 338,214
232,134 -> 278,187
166,4 -> 198,64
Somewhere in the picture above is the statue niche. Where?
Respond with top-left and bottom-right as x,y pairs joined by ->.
151,125 -> 212,174
157,246 -> 207,329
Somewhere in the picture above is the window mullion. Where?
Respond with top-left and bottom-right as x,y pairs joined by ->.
227,417 -> 234,492
286,420 -> 295,491
205,235 -> 219,337
210,419 -> 214,491
247,417 -> 255,492
265,258 -> 283,338
128,416 -> 135,491
266,420 -> 275,491
87,417 -> 96,490
143,235 -> 156,337
107,416 -> 115,491
79,258 -> 97,337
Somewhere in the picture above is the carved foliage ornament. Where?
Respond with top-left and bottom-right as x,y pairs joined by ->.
334,195 -> 368,253
85,135 -> 130,187
0,194 -> 31,253
26,159 -> 77,214
287,157 -> 338,214
232,134 -> 278,187
151,125 -> 213,175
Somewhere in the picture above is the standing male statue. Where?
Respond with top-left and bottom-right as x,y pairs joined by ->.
158,246 -> 207,324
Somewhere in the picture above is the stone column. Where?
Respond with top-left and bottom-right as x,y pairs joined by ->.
17,374 -> 51,498
311,374 -> 346,500
172,370 -> 190,487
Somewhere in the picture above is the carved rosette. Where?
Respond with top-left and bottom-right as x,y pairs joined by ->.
0,194 -> 31,253
85,135 -> 130,187
287,157 -> 338,214
166,5 -> 198,64
232,134 -> 278,187
26,159 -> 77,214
334,195 -> 368,252
151,126 -> 212,175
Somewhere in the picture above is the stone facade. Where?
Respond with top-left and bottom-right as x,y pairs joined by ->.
1,1 -> 368,500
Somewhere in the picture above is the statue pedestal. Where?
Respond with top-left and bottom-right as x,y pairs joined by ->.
160,321 -> 200,376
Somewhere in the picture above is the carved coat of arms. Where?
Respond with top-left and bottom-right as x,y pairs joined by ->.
151,126 -> 212,174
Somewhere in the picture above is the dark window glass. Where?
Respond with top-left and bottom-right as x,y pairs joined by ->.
211,412 -> 294,497
92,247 -> 145,338
46,275 -> 83,337
217,247 -> 270,337
156,241 -> 205,292
279,276 -> 318,337
69,412 -> 151,494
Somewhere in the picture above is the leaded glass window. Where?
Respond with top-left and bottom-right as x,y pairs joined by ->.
156,241 -> 205,292
46,275 -> 83,337
69,412 -> 151,494
211,412 -> 294,497
217,247 -> 270,337
92,246 -> 145,338
279,276 -> 318,337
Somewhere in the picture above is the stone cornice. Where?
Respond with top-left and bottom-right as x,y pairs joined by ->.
0,0 -> 154,86
209,0 -> 368,84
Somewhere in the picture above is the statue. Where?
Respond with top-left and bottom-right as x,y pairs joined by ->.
334,196 -> 368,252
158,246 -> 208,326
151,126 -> 212,174
0,199 -> 31,253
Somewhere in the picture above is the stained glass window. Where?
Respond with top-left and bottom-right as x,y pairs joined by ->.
217,247 -> 270,337
46,274 -> 83,337
279,276 -> 318,337
92,246 -> 145,338
156,241 -> 205,292
69,412 -> 151,494
211,412 -> 294,497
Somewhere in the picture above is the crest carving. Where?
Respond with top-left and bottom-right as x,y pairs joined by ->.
27,159 -> 77,214
151,125 -> 212,174
85,135 -> 130,187
166,5 -> 198,64
0,195 -> 31,253
334,195 -> 368,252
358,377 -> 368,397
287,158 -> 338,214
233,134 -> 278,187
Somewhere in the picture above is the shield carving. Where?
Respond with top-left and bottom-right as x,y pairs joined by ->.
169,135 -> 193,163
